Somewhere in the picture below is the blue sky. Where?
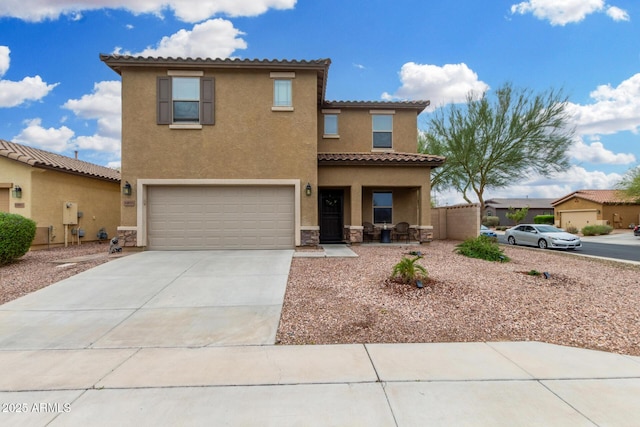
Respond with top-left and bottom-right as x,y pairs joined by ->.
1,0 -> 639,204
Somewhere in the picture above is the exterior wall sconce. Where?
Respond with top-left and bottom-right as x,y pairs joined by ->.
12,185 -> 22,198
123,181 -> 132,196
305,183 -> 312,196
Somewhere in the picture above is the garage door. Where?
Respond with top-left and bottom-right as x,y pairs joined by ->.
559,210 -> 597,231
147,186 -> 294,250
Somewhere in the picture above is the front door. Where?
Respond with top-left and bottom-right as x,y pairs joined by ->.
319,189 -> 344,243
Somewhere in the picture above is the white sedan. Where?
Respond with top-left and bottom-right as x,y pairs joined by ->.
505,224 -> 582,250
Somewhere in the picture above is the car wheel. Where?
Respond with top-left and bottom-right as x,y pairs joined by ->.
538,239 -> 548,249
507,236 -> 516,245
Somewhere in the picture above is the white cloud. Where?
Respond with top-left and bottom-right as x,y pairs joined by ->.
0,46 -> 58,108
63,80 -> 122,154
382,62 -> 489,111
117,18 -> 247,58
12,118 -> 75,152
0,46 -> 9,76
566,73 -> 640,136
510,0 -> 629,25
0,0 -> 296,23
607,6 -> 630,21
569,139 -> 636,165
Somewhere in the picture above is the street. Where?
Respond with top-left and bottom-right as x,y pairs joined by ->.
497,230 -> 640,264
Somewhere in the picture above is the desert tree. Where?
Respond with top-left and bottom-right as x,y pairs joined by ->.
420,83 -> 575,211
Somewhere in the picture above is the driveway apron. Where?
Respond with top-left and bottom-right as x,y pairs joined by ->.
0,250 -> 294,349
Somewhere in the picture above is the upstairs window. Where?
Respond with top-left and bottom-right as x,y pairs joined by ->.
373,191 -> 393,224
273,79 -> 292,107
157,73 -> 214,126
372,114 -> 393,148
324,114 -> 338,136
172,77 -> 200,122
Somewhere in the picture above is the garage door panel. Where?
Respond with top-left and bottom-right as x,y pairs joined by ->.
147,185 -> 294,250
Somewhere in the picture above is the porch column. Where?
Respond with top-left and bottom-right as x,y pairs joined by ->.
417,183 -> 434,244
348,184 -> 363,243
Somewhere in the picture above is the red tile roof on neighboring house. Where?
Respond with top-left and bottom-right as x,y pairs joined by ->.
0,139 -> 120,182
551,189 -> 637,206
318,152 -> 445,167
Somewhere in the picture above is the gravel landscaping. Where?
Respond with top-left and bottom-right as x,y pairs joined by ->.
277,241 -> 640,356
1,240 -> 638,356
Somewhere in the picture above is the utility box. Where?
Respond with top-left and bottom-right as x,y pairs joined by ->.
63,202 -> 78,225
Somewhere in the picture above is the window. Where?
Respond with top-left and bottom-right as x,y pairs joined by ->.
372,114 -> 393,148
172,77 -> 199,122
274,79 -> 292,107
324,114 -> 338,136
373,192 -> 392,224
157,74 -> 214,126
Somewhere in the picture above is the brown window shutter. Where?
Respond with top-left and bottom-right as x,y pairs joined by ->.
201,77 -> 214,125
157,77 -> 171,124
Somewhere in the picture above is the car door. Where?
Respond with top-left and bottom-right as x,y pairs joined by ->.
521,225 -> 538,246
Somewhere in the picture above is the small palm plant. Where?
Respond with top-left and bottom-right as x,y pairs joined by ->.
391,255 -> 428,285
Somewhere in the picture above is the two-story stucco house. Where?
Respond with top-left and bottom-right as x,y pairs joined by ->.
100,55 -> 444,250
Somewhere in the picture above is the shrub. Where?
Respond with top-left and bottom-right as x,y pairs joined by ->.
534,215 -> 555,225
581,224 -> 613,236
391,255 -> 428,285
482,215 -> 500,227
455,235 -> 510,262
565,225 -> 579,234
0,212 -> 36,265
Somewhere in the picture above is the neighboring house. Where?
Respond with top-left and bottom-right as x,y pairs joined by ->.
552,189 -> 640,230
100,55 -> 445,250
484,198 -> 555,225
0,140 -> 121,248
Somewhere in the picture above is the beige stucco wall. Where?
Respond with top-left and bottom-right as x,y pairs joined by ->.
602,205 -> 640,228
0,157 -> 120,246
431,204 -> 480,241
120,67 -> 319,228
31,169 -> 120,245
318,108 -> 420,153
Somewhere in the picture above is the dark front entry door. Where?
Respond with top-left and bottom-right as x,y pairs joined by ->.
319,190 -> 344,243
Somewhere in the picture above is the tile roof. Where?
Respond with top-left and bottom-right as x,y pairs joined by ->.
0,139 -> 120,182
551,189 -> 637,206
484,198 -> 556,209
323,100 -> 430,112
318,152 -> 445,167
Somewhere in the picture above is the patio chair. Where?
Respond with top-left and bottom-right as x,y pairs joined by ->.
363,221 -> 375,243
393,221 -> 410,243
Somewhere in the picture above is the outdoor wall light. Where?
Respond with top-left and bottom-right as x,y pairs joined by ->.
305,183 -> 312,196
122,181 -> 132,196
12,185 -> 22,199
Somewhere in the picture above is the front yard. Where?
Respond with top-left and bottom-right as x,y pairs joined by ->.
277,241 -> 640,356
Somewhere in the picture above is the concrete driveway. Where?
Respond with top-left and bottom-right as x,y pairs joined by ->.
0,250 -> 294,349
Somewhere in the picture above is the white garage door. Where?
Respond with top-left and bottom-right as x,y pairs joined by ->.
147,186 -> 294,250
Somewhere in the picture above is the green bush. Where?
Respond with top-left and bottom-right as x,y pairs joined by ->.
565,225 -> 579,234
534,215 -> 555,224
0,213 -> 36,265
455,235 -> 510,262
391,255 -> 428,285
581,224 -> 613,236
482,215 -> 500,227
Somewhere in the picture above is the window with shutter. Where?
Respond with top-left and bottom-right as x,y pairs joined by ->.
157,76 -> 214,126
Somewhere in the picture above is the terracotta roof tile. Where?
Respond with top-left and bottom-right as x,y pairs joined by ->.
0,139 -> 120,182
318,152 -> 445,167
551,189 -> 636,206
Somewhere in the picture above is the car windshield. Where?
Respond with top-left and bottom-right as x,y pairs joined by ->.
535,225 -> 561,233
481,225 -> 488,230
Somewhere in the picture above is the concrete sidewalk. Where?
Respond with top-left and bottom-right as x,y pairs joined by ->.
0,342 -> 639,425
1,250 -> 639,425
